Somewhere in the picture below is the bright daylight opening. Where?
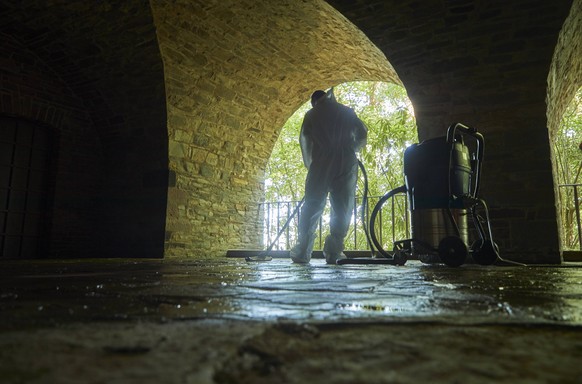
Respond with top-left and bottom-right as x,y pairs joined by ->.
263,81 -> 416,252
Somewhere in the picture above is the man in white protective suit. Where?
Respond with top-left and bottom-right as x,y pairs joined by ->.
290,89 -> 368,265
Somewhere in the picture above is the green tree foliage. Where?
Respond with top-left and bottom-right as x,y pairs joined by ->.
265,81 -> 417,250
267,82 -> 416,201
555,88 -> 582,249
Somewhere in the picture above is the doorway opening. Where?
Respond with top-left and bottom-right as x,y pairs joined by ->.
0,116 -> 55,259
263,81 -> 416,252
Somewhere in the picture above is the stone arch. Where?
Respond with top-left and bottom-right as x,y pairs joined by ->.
547,0 -> 582,254
327,0 -> 573,263
151,0 -> 402,256
1,0 -> 576,263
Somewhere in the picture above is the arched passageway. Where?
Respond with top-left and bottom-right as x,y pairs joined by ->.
150,0 -> 400,256
327,0 -> 575,263
547,0 -> 582,256
0,0 -> 579,264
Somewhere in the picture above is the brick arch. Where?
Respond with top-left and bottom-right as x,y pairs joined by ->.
327,0 -> 573,263
150,0 -> 400,256
547,0 -> 582,252
548,0 -> 582,135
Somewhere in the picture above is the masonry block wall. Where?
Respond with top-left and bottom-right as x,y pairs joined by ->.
548,0 -> 582,129
0,32 -> 103,258
0,1 -> 168,259
327,0 -> 575,263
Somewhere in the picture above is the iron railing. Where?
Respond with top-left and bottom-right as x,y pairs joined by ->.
259,193 -> 410,251
261,184 -> 582,252
558,183 -> 582,250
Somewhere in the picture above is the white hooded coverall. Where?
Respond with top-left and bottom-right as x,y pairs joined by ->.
293,91 -> 368,262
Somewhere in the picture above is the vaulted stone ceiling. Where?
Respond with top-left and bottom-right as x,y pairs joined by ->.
327,0 -> 575,137
151,0 -> 399,173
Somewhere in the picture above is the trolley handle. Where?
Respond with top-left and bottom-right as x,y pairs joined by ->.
446,122 -> 485,197
446,122 -> 483,148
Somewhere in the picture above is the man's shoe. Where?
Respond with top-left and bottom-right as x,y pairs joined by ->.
325,252 -> 347,265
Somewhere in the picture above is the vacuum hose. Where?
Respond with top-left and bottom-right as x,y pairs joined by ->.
357,159 -> 375,255
369,185 -> 407,258
357,158 -> 406,259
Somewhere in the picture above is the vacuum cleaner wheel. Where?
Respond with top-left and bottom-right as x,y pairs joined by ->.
471,239 -> 499,266
392,249 -> 408,266
438,236 -> 468,267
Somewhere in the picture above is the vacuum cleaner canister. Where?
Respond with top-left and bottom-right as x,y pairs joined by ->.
404,136 -> 472,260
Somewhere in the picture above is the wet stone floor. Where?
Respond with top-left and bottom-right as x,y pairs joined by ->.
1,257 -> 582,383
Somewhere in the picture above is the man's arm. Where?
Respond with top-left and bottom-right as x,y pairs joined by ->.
299,117 -> 313,169
353,117 -> 368,152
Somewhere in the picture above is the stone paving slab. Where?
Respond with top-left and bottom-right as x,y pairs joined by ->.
2,257 -> 582,383
2,257 -> 582,328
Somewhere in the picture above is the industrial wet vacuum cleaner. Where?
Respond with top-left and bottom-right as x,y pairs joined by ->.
247,122 -> 499,267
340,122 -> 500,267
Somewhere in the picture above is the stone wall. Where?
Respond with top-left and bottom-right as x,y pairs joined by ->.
150,0 -> 397,256
0,1 -> 168,258
327,0 -> 574,263
548,0 -> 582,132
547,0 -> 582,246
0,33 -> 103,258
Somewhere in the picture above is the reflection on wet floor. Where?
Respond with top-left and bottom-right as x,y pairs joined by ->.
1,257 -> 582,329
3,257 -> 582,384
